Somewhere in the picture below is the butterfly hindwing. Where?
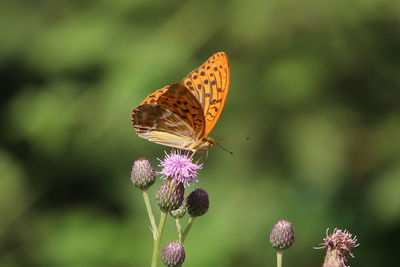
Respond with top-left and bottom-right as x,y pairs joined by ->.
133,104 -> 197,149
182,52 -> 230,136
132,83 -> 206,149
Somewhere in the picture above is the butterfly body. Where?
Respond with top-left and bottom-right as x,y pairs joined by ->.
131,52 -> 230,152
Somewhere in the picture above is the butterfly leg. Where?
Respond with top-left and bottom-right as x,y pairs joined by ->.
189,150 -> 196,160
192,150 -> 208,164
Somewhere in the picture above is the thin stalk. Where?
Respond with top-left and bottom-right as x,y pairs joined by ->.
181,216 -> 196,243
151,211 -> 168,267
276,250 -> 283,267
175,218 -> 183,242
142,190 -> 157,239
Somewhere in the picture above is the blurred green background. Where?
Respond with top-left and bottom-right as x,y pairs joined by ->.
1,0 -> 400,266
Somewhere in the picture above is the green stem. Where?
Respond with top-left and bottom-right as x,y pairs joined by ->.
175,218 -> 183,242
142,190 -> 157,239
181,216 -> 196,243
276,250 -> 283,267
151,211 -> 168,267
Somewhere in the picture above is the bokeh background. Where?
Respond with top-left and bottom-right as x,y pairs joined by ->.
1,0 -> 400,266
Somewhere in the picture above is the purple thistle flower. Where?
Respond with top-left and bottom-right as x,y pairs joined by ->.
158,150 -> 202,186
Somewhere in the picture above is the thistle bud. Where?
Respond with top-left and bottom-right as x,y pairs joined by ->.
161,241 -> 185,267
186,188 -> 209,217
269,220 -> 295,250
156,179 -> 184,212
131,158 -> 156,190
170,205 -> 186,219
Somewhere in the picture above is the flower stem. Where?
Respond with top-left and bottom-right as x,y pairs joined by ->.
175,218 -> 183,242
276,250 -> 283,267
142,190 -> 158,239
151,211 -> 168,267
322,247 -> 342,267
181,216 -> 196,243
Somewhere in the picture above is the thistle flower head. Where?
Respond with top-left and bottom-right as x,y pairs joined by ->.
315,228 -> 359,267
269,220 -> 295,250
186,188 -> 209,217
131,158 -> 156,190
161,241 -> 185,267
156,179 -> 185,212
158,150 -> 202,186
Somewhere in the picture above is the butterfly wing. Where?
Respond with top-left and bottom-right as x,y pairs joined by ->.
133,104 -> 197,149
132,83 -> 206,150
181,52 -> 230,136
139,86 -> 168,105
154,83 -> 206,138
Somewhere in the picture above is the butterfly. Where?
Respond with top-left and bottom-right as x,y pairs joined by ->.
131,52 -> 230,152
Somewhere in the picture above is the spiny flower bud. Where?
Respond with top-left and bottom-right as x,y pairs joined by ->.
186,189 -> 209,217
161,241 -> 185,267
315,228 -> 359,267
156,179 -> 184,212
131,158 -> 156,190
269,220 -> 295,250
170,205 -> 186,219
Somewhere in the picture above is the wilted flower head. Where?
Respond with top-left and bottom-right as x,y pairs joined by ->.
158,150 -> 202,186
161,241 -> 185,267
131,158 -> 156,190
269,220 -> 295,250
186,188 -> 209,217
315,228 -> 359,267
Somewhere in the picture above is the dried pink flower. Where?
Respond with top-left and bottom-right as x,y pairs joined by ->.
315,228 -> 359,267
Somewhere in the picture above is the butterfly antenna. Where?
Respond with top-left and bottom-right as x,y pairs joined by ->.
215,142 -> 234,155
215,137 -> 250,141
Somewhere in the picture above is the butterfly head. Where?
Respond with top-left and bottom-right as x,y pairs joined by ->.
193,136 -> 216,151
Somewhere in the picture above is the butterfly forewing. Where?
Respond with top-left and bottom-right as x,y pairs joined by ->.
154,83 -> 206,138
182,52 -> 230,136
140,86 -> 169,105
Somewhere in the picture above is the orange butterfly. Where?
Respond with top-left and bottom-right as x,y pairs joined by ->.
131,52 -> 230,152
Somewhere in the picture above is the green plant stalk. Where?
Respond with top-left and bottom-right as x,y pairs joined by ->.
181,216 -> 196,243
322,247 -> 342,267
151,211 -> 168,267
142,190 -> 157,239
175,218 -> 183,242
276,250 -> 283,267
